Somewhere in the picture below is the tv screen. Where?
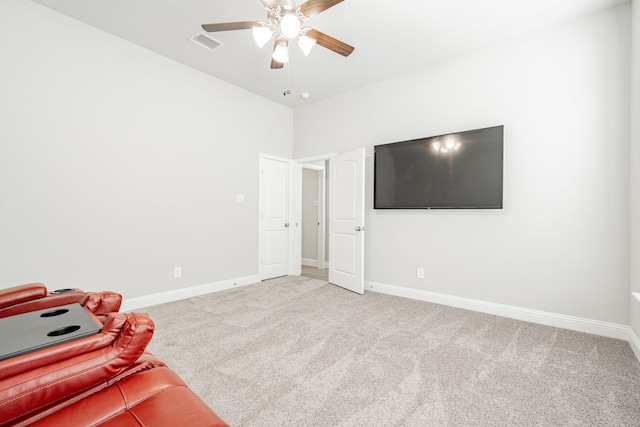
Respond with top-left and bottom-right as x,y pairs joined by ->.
374,125 -> 503,209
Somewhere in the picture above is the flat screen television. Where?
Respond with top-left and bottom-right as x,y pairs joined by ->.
374,125 -> 504,209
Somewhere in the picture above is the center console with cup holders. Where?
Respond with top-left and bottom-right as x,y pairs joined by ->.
0,303 -> 102,361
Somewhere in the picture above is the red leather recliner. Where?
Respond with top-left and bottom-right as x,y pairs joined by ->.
0,287 -> 229,427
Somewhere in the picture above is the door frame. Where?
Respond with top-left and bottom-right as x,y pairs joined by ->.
293,153 -> 337,273
300,162 -> 326,270
259,152 -> 339,279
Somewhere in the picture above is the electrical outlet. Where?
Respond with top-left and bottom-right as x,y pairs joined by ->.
174,266 -> 182,279
416,267 -> 425,279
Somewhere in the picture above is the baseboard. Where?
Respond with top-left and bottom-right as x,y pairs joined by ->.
121,274 -> 260,311
366,281 -> 630,341
302,258 -> 318,268
630,327 -> 640,362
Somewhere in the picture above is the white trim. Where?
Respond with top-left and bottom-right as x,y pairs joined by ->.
260,152 -> 295,163
121,274 -> 260,311
291,162 -> 302,276
295,153 -> 338,164
296,154 -> 334,275
301,163 -> 324,171
300,164 -> 326,271
631,293 -> 640,361
302,258 -> 318,267
317,167 -> 326,270
288,158 -> 298,276
366,281 -> 630,341
630,327 -> 640,362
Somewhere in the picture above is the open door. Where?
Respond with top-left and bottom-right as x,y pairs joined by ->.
329,148 -> 365,294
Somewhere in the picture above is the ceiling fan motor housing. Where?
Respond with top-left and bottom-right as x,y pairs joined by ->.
278,0 -> 298,11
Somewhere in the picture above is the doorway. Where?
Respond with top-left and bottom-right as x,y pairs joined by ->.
259,149 -> 365,293
295,148 -> 365,294
300,162 -> 327,281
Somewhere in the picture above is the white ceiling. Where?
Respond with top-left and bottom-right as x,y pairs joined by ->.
32,0 -> 628,109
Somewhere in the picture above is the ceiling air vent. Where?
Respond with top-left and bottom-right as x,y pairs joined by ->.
190,32 -> 224,52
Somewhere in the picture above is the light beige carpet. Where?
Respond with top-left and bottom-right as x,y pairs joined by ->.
144,276 -> 640,426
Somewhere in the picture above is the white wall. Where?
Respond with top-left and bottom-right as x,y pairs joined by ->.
294,6 -> 631,325
630,0 -> 640,350
0,0 -> 293,299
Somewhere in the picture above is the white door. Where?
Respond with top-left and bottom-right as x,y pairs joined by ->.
329,148 -> 365,294
260,157 -> 290,280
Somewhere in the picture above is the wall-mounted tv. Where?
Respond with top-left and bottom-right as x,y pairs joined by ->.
374,125 -> 504,209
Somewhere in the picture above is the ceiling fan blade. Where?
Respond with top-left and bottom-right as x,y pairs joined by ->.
299,0 -> 344,18
271,40 -> 285,69
306,28 -> 354,57
259,0 -> 280,9
201,21 -> 260,32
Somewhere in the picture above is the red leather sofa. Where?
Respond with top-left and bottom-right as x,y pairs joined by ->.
0,284 -> 229,427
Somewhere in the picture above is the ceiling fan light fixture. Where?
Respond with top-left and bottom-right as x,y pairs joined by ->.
280,13 -> 301,39
252,24 -> 273,48
272,39 -> 289,63
298,34 -> 316,56
201,0 -> 354,70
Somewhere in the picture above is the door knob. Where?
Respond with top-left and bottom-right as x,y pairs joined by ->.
284,223 -> 290,228
355,226 -> 364,232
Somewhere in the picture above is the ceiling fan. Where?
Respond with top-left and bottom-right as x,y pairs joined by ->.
201,0 -> 354,69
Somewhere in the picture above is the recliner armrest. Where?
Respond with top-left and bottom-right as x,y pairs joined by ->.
81,291 -> 123,323
0,285 -> 121,320
0,312 -> 155,426
0,283 -> 47,310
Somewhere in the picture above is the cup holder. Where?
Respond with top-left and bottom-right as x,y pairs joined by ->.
47,325 -> 81,337
50,288 -> 75,294
40,308 -> 69,318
